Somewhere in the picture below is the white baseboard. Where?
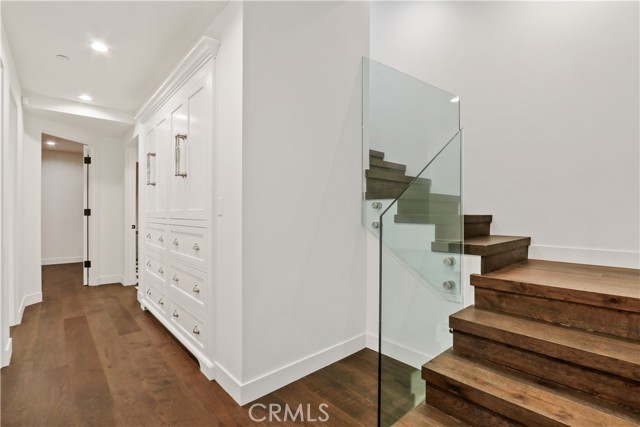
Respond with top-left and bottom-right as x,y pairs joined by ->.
217,334 -> 367,405
120,275 -> 137,286
365,332 -> 379,351
13,292 -> 43,325
1,337 -> 12,367
89,275 -> 123,286
529,245 -> 639,269
380,337 -> 435,370
41,256 -> 83,266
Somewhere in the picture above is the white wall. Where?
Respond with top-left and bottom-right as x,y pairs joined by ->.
240,1 -> 369,402
371,1 -> 640,268
24,114 -> 125,286
41,149 -> 84,265
202,1 -> 245,390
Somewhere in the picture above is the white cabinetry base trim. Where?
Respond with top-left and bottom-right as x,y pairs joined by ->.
218,334 -> 366,405
1,338 -> 12,368
14,292 -> 43,325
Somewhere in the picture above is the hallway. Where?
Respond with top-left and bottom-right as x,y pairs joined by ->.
0,264 -> 378,427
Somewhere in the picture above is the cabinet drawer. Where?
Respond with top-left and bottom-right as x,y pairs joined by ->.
169,225 -> 207,269
169,301 -> 204,347
144,252 -> 167,284
143,223 -> 167,252
169,261 -> 206,312
144,282 -> 167,314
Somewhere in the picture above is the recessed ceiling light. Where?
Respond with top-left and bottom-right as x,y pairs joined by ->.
91,42 -> 109,52
56,54 -> 70,61
78,94 -> 93,101
46,141 -> 56,146
450,96 -> 460,103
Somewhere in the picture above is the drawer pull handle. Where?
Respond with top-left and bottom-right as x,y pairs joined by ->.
146,233 -> 151,239
158,298 -> 164,305
146,289 -> 152,295
192,325 -> 200,335
172,310 -> 179,318
193,243 -> 200,251
192,284 -> 200,294
172,275 -> 179,282
158,267 -> 164,274
146,261 -> 152,267
158,236 -> 164,242
173,239 -> 179,246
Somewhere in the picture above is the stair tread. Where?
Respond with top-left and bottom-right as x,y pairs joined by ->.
423,349 -> 640,426
464,235 -> 531,256
451,306 -> 640,381
473,259 -> 640,312
365,190 -> 460,202
395,214 -> 491,225
393,403 -> 471,427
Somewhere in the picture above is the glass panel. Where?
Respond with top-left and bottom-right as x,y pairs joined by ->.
362,58 -> 460,236
379,132 -> 463,427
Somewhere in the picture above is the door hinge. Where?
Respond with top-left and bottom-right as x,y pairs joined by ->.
84,156 -> 92,164
84,260 -> 92,268
84,209 -> 91,216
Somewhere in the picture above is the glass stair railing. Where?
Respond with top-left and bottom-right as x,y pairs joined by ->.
360,58 -> 464,427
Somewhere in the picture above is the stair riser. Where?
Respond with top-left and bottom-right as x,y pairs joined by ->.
396,199 -> 459,215
368,178 -> 430,193
474,287 -> 640,341
369,149 -> 384,159
465,222 -> 491,238
425,384 -> 523,427
423,369 -> 566,427
480,246 -> 529,274
436,224 -> 463,241
370,165 -> 408,176
453,332 -> 640,410
366,169 -> 413,183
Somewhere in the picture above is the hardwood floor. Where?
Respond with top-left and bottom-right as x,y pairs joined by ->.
1,263 -> 378,427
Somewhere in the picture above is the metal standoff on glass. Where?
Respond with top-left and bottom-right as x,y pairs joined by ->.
172,310 -> 179,318
158,267 -> 164,274
192,325 -> 200,335
192,284 -> 200,294
174,134 -> 188,177
173,239 -> 179,246
159,298 -> 164,306
372,221 -> 380,229
371,201 -> 383,209
146,152 -> 157,186
172,275 -> 179,282
442,280 -> 455,290
443,257 -> 455,267
193,243 -> 200,251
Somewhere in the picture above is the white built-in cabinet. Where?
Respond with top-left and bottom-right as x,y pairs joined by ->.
137,37 -> 220,379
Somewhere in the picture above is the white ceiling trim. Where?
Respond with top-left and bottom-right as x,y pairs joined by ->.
25,93 -> 134,125
135,36 -> 221,124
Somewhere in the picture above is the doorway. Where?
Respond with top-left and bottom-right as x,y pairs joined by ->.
40,133 -> 91,284
123,136 -> 139,286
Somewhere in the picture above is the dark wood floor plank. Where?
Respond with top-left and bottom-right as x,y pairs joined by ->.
1,263 -> 380,427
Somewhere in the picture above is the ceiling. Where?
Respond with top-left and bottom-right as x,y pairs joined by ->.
2,1 -> 228,114
42,133 -> 84,153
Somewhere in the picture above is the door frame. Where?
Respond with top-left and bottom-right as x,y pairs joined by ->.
123,135 -> 139,286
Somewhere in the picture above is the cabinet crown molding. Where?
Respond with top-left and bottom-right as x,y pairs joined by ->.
135,36 -> 221,124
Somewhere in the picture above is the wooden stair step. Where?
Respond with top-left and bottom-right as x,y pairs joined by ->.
423,349 -> 640,427
450,306 -> 640,382
393,402 -> 471,427
366,189 -> 459,201
366,168 -> 413,183
370,156 -> 407,172
464,235 -> 531,257
394,214 -> 491,225
472,259 -> 640,313
369,149 -> 385,159
396,198 -> 459,215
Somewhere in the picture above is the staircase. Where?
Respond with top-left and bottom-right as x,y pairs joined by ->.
368,150 -> 640,426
